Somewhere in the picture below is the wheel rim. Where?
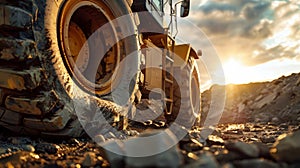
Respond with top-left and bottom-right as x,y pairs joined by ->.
191,67 -> 201,115
59,1 -> 120,95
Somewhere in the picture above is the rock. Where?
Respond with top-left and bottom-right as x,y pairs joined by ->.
0,148 -> 6,155
182,142 -> 203,152
35,143 -> 59,154
189,129 -> 201,139
81,152 -> 97,167
68,138 -> 81,145
254,113 -> 270,123
206,135 -> 224,146
22,145 -> 35,152
5,162 -> 15,168
271,130 -> 300,163
216,151 -> 245,163
249,137 -> 259,141
238,103 -> 245,113
296,77 -> 300,86
260,136 -> 276,144
233,159 -> 279,168
221,163 -> 235,168
184,152 -> 220,168
0,151 -> 34,166
127,130 -> 139,136
94,134 -> 106,143
184,152 -> 199,163
279,123 -> 289,129
253,92 -> 277,109
134,99 -> 164,122
197,126 -> 216,142
224,130 -> 243,135
271,117 -> 279,124
125,130 -> 182,168
9,137 -> 31,145
253,142 -> 272,159
255,95 -> 263,101
225,141 -> 259,158
104,132 -> 116,139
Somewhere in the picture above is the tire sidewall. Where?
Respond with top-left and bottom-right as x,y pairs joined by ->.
190,60 -> 201,123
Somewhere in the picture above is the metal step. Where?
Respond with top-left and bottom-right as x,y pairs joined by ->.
164,98 -> 174,103
166,55 -> 174,63
165,78 -> 173,84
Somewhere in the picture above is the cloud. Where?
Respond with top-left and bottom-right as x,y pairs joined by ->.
196,0 -> 274,38
188,0 -> 300,67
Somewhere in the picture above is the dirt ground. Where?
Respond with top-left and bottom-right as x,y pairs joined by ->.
0,73 -> 300,168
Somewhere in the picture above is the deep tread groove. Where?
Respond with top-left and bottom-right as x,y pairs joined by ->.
0,67 -> 43,91
0,108 -> 23,125
5,91 -> 59,116
0,5 -> 32,29
0,38 -> 37,62
23,105 -> 73,132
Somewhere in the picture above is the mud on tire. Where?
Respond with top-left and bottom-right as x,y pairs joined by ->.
0,0 -> 139,137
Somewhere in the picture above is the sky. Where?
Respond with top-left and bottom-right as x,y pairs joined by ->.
175,0 -> 300,89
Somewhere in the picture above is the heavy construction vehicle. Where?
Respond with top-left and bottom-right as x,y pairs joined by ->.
0,0 -> 201,137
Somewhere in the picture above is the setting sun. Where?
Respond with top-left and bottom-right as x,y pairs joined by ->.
222,58 -> 249,84
221,58 -> 300,85
222,58 -> 266,85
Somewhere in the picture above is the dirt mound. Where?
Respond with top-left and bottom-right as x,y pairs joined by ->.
201,73 -> 300,124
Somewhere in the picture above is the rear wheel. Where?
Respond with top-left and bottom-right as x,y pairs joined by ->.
0,0 -> 139,137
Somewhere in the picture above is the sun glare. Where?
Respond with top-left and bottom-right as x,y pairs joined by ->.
222,58 -> 249,84
222,58 -> 300,85
223,58 -> 259,84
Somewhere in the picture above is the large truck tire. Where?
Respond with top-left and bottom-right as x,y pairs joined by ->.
166,58 -> 201,128
0,0 -> 139,137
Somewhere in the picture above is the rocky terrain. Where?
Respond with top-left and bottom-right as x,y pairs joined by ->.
0,73 -> 299,168
201,72 -> 300,125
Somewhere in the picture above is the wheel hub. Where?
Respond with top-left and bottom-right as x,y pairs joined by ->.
68,22 -> 89,72
59,1 -> 120,95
